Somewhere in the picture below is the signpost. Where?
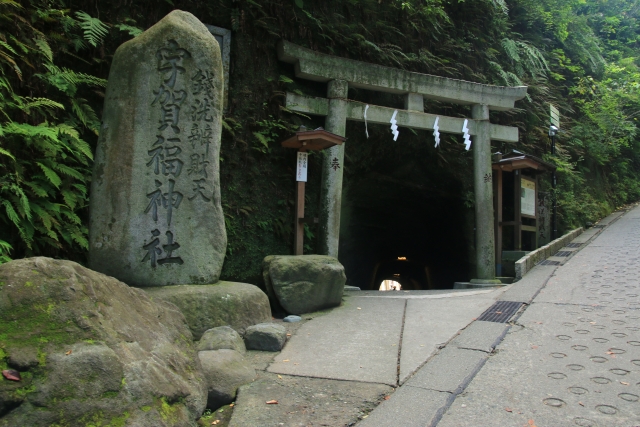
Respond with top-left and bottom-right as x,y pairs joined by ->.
281,127 -> 345,255
549,104 -> 560,240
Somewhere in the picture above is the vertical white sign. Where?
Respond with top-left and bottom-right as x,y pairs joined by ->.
521,178 -> 536,216
296,152 -> 308,182
550,104 -> 560,128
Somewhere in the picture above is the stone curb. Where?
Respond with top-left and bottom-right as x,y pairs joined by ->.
514,227 -> 583,280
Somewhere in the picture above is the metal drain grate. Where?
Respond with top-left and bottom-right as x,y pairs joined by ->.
539,260 -> 561,266
555,251 -> 573,257
477,301 -> 523,323
566,243 -> 582,248
593,224 -> 606,228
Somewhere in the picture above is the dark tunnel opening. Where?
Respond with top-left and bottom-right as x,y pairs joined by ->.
333,115 -> 477,291
338,171 -> 474,291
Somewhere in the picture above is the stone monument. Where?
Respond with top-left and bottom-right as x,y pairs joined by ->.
89,10 -> 226,286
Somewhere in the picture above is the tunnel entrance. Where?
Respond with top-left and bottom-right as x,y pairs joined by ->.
338,127 -> 474,291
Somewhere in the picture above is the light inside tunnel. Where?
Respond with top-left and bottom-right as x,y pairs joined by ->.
379,280 -> 402,291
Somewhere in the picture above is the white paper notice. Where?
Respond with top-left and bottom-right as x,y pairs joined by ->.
521,178 -> 536,216
364,104 -> 370,138
296,152 -> 308,182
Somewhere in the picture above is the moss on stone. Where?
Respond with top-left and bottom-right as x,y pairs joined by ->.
159,397 -> 180,423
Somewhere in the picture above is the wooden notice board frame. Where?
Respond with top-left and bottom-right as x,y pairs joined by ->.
492,152 -> 555,276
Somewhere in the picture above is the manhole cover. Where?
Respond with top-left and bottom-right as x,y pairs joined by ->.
476,301 -> 523,323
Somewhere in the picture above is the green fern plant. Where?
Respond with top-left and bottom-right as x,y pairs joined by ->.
0,2 -> 105,263
74,11 -> 110,47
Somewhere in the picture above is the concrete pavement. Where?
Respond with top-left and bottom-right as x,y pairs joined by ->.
228,204 -> 639,427
438,203 -> 640,427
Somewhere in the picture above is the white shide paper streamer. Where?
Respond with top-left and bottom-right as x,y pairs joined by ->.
390,110 -> 399,141
462,119 -> 471,150
433,116 -> 440,147
364,104 -> 370,138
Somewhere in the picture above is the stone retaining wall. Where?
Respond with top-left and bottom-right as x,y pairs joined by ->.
514,228 -> 583,280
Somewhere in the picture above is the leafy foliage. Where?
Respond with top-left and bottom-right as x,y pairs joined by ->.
0,1 -> 127,263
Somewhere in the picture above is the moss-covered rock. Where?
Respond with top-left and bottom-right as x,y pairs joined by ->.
197,326 -> 246,353
244,323 -> 286,352
144,282 -> 272,340
0,257 -> 207,426
198,349 -> 255,410
264,255 -> 346,315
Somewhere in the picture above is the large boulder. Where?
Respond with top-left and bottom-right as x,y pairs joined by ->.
144,282 -> 272,340
89,9 -> 227,287
263,255 -> 346,315
0,257 -> 207,427
197,326 -> 246,353
198,349 -> 256,409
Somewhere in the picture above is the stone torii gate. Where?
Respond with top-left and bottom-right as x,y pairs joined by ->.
278,41 -> 527,282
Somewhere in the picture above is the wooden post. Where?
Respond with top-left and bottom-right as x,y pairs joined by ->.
294,179 -> 306,255
494,168 -> 503,276
534,175 -> 539,249
294,148 -> 308,255
514,170 -> 522,251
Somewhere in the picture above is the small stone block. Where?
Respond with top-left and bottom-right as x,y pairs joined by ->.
283,315 -> 302,323
244,323 -> 286,352
197,325 -> 246,353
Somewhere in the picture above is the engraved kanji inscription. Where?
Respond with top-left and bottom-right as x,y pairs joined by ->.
141,229 -> 162,267
145,179 -> 184,225
188,153 -> 210,178
158,230 -> 184,265
188,178 -> 211,202
156,39 -> 190,89
191,68 -> 216,98
141,229 -> 184,267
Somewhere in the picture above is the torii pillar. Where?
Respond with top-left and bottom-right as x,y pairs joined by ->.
319,80 -> 348,257
471,104 -> 500,283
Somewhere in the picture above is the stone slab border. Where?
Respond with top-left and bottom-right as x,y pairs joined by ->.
514,227 -> 583,280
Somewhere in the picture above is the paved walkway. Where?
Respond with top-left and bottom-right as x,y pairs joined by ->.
437,204 -> 640,427
229,203 -> 640,427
